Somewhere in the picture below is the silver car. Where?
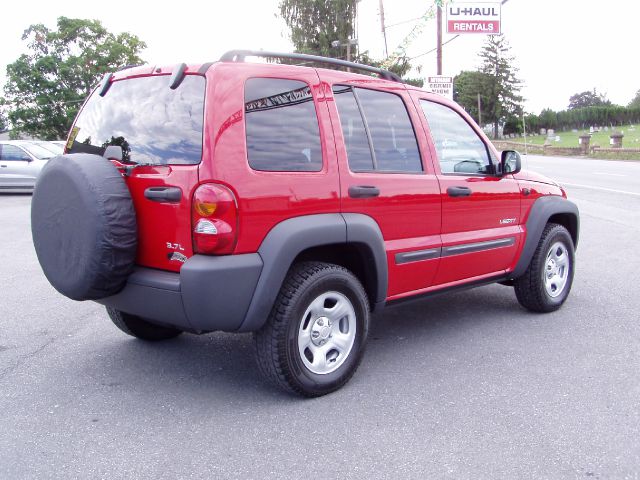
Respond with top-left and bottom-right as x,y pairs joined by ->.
0,141 -> 57,192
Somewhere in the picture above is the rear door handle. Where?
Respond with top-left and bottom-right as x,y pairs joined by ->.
447,186 -> 472,197
144,186 -> 182,203
348,185 -> 380,198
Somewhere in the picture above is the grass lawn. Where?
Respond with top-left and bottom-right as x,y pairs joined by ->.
509,124 -> 640,149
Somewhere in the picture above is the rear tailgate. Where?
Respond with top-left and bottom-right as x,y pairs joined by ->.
67,66 -> 205,272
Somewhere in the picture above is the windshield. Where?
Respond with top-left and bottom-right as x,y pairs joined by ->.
35,142 -> 64,155
20,143 -> 57,160
68,75 -> 205,165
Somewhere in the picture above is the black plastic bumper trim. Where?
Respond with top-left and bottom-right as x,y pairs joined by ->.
395,248 -> 441,265
442,237 -> 515,257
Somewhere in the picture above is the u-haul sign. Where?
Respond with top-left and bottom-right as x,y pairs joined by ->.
446,2 -> 501,35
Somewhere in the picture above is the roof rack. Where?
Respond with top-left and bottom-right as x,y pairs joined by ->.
219,50 -> 403,83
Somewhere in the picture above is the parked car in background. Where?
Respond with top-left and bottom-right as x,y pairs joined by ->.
34,141 -> 65,155
0,140 -> 57,192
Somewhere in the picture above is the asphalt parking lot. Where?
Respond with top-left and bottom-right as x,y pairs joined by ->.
1,155 -> 639,479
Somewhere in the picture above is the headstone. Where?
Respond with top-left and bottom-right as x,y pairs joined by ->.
555,136 -> 561,142
572,129 -> 578,133
540,128 -> 547,135
604,126 -> 609,132
609,132 -> 623,148
589,126 -> 594,134
578,134 -> 591,154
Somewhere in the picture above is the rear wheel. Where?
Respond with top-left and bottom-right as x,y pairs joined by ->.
514,223 -> 575,312
106,307 -> 182,341
254,262 -> 370,397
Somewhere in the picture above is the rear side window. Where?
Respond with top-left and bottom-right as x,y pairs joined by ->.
244,78 -> 322,172
420,100 -> 492,175
69,75 -> 205,165
0,145 -> 30,161
332,86 -> 422,173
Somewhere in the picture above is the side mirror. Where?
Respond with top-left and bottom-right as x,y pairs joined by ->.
500,150 -> 521,176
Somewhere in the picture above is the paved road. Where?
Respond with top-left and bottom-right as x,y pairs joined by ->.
1,157 -> 639,479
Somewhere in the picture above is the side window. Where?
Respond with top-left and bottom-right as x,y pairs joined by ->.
420,100 -> 492,175
332,86 -> 422,173
0,145 -> 30,161
332,86 -> 374,171
244,78 -> 322,172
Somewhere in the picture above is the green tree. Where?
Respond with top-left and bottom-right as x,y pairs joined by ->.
0,98 -> 7,132
568,89 -> 610,110
278,0 -> 422,85
3,17 -> 146,140
478,34 -> 523,139
453,70 -> 493,125
629,89 -> 640,109
539,108 -> 558,130
279,0 -> 357,58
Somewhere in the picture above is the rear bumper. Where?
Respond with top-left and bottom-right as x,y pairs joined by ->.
96,254 -> 263,332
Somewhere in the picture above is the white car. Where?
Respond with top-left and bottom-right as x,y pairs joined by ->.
0,140 -> 57,192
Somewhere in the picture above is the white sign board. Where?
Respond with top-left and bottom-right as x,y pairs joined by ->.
427,76 -> 453,100
446,2 -> 501,35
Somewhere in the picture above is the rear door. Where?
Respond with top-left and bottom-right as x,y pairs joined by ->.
324,77 -> 442,301
415,96 -> 522,286
67,69 -> 205,272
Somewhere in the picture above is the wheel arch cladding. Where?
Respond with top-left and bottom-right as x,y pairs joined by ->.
237,213 -> 387,332
510,195 -> 579,279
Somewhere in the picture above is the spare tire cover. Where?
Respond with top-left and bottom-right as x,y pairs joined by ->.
31,154 -> 137,301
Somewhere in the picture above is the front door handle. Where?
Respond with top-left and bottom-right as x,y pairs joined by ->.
144,186 -> 182,203
349,185 -> 380,199
447,186 -> 472,197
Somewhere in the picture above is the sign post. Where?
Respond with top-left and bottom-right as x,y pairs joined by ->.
446,2 -> 501,35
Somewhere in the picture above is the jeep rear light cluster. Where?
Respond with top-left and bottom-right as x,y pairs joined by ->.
192,184 -> 238,255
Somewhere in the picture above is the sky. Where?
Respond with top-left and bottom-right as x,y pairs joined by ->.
0,0 -> 638,115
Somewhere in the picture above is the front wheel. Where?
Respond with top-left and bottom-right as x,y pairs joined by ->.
514,223 -> 575,312
254,262 -> 370,397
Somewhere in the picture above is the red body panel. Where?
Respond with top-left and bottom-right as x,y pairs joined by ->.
124,165 -> 199,272
319,70 -> 442,296
199,63 -> 341,254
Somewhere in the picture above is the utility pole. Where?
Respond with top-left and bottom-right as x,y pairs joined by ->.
379,0 -> 389,58
436,4 -> 443,75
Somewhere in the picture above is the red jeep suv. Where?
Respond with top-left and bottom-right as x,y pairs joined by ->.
31,51 -> 579,396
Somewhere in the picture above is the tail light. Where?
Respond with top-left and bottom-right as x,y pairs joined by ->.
192,183 -> 238,255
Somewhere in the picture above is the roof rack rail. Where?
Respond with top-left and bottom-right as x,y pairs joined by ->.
219,50 -> 403,83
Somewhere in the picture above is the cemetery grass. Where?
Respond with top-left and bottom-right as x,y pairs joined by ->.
514,124 -> 640,149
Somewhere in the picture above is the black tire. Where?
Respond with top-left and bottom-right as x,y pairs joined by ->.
514,223 -> 575,313
254,262 -> 370,397
106,307 -> 182,341
31,154 -> 137,301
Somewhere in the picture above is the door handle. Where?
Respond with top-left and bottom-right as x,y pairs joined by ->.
0,165 -> 7,168
348,185 -> 380,199
144,186 -> 182,203
447,186 -> 472,197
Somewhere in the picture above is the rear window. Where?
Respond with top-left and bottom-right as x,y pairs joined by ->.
68,75 -> 205,165
244,78 -> 322,172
